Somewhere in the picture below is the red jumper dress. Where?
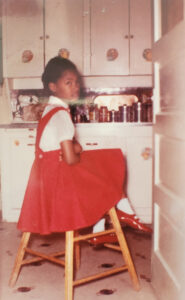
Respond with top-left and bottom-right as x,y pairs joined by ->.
18,107 -> 125,234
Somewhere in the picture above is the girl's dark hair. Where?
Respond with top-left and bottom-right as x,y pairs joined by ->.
42,56 -> 80,94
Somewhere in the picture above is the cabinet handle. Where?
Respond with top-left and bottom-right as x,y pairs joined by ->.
28,135 -> 35,138
125,34 -> 134,39
85,142 -> 98,146
27,144 -> 35,146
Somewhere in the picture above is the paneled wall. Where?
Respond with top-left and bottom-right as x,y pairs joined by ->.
152,1 -> 185,298
161,0 -> 183,35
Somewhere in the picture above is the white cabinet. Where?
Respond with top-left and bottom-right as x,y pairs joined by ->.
89,0 -> 152,76
0,125 -> 153,223
45,0 -> 84,73
3,0 -> 152,79
2,0 -> 84,78
129,0 -> 152,75
0,128 -> 36,221
76,124 -> 153,223
3,0 -> 44,78
90,0 -> 129,75
0,125 -> 152,223
126,136 -> 153,222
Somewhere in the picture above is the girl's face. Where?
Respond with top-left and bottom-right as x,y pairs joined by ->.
49,70 -> 80,101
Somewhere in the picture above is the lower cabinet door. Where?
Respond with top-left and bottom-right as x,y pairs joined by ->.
1,130 -> 35,222
0,127 -> 152,224
126,136 -> 153,223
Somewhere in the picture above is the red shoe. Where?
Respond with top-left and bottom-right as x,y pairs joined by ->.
88,233 -> 118,246
116,209 -> 153,233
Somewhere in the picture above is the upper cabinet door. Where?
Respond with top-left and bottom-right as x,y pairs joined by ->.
129,0 -> 152,75
45,0 -> 84,73
3,0 -> 44,78
90,0 -> 129,75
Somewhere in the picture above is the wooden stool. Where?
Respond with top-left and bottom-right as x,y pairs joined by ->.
9,207 -> 140,299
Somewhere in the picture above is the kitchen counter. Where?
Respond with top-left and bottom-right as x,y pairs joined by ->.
0,122 -> 38,129
0,122 -> 153,129
0,122 -> 153,223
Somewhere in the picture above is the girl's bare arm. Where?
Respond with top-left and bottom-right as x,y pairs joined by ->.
60,139 -> 82,165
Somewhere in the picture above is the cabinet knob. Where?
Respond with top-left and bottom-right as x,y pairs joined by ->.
14,140 -> 20,146
40,36 -> 44,40
130,34 -> 134,39
141,147 -> 152,160
124,35 -> 129,39
45,35 -> 50,39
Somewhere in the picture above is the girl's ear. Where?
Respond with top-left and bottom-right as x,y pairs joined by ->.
48,82 -> 57,93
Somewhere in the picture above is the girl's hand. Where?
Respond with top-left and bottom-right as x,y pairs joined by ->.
73,139 -> 83,154
59,150 -> 63,161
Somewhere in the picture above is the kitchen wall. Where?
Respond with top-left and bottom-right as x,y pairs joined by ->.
0,88 -> 1,213
0,0 -> 153,217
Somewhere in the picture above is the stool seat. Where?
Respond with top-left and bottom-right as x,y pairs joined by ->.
9,207 -> 140,300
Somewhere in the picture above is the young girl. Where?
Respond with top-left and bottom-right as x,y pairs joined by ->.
18,57 -> 151,244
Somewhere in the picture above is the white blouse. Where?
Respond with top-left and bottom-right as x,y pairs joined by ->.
39,96 -> 75,151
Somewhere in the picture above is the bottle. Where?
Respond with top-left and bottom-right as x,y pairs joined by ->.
146,98 -> 153,122
118,106 -> 123,122
141,102 -> 147,122
123,105 -> 127,122
133,102 -> 138,122
137,102 -> 141,123
111,110 -> 116,122
84,105 -> 90,122
89,104 -> 99,123
99,106 -> 108,122
126,105 -> 134,122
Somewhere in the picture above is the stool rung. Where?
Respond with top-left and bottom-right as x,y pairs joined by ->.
73,265 -> 128,287
25,248 -> 65,266
9,207 -> 140,298
104,243 -> 121,252
21,250 -> 65,265
74,229 -> 115,242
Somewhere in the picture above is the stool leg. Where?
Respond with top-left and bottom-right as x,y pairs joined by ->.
9,232 -> 31,287
74,231 -> 80,271
65,231 -> 74,300
108,207 -> 140,291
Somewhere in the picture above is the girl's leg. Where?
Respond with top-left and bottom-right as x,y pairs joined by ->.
116,197 -> 152,233
89,195 -> 152,245
89,217 -> 117,245
92,218 -> 105,233
117,197 -> 135,214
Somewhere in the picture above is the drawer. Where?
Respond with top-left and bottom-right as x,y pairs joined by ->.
78,136 -> 126,153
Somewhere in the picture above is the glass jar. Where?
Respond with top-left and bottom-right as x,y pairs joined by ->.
89,104 -> 99,123
126,105 -> 134,122
146,99 -> 153,122
99,106 -> 108,122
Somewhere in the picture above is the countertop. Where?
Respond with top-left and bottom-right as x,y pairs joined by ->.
0,122 -> 38,129
0,122 -> 153,129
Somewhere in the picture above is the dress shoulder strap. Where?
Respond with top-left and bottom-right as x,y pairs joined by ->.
35,107 -> 68,150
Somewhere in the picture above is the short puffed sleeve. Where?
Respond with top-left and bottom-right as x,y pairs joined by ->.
40,110 -> 75,151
